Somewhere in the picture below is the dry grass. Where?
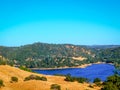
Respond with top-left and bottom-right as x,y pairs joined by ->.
72,56 -> 87,61
0,65 -> 101,90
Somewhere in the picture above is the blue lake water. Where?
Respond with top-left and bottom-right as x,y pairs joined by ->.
33,64 -> 115,82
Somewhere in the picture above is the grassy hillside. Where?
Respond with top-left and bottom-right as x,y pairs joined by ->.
0,65 -> 100,90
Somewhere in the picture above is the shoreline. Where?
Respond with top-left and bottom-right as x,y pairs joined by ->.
31,62 -> 108,70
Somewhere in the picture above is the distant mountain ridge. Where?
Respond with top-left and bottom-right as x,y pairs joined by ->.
0,42 -> 120,68
86,45 -> 120,49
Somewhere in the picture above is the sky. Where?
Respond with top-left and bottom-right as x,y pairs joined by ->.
0,0 -> 120,46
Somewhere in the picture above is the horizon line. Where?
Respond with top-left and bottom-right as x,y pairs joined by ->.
0,42 -> 120,47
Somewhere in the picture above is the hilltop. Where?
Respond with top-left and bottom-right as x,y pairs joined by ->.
0,65 -> 100,90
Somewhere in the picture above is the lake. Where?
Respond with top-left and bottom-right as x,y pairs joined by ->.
33,64 -> 115,82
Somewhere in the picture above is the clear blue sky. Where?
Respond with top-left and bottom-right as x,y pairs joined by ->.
0,0 -> 120,46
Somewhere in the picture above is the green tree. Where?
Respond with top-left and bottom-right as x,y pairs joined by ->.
64,74 -> 74,82
93,78 -> 101,83
93,78 -> 101,86
102,75 -> 120,90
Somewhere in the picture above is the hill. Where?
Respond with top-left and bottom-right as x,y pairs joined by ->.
0,42 -> 120,68
0,42 -> 96,68
0,65 -> 100,90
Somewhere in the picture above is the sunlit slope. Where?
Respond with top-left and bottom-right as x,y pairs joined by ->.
0,65 -> 100,90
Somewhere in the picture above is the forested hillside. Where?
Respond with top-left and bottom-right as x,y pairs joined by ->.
97,47 -> 120,69
0,42 -> 120,68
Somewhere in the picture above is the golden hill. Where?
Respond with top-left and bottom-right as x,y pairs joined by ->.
0,65 -> 100,90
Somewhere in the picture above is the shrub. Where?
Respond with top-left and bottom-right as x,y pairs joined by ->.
40,76 -> 47,81
93,78 -> 101,86
93,78 -> 101,83
24,75 -> 37,81
24,77 -> 31,81
50,84 -> 61,90
35,76 -> 42,80
77,77 -> 89,83
19,66 -> 32,72
11,77 -> 18,83
88,84 -> 94,88
64,74 -> 74,82
0,80 -> 4,88
24,75 -> 47,81
64,74 -> 89,83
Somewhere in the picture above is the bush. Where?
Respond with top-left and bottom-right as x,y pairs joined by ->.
64,74 -> 89,83
40,76 -> 47,81
77,77 -> 89,83
50,84 -> 61,90
19,66 -> 32,72
24,77 -> 31,81
64,74 -> 74,82
93,78 -> 101,83
93,78 -> 101,86
35,76 -> 42,80
0,80 -> 4,88
88,84 -> 94,88
24,75 -> 47,81
11,77 -> 18,83
24,75 -> 37,81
